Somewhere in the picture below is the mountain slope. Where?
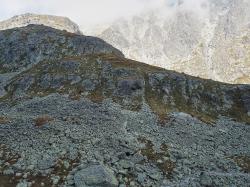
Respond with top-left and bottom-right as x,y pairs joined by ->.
0,24 -> 123,73
92,0 -> 250,84
0,13 -> 82,34
0,25 -> 249,187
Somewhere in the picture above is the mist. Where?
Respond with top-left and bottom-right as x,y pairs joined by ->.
0,0 -> 210,27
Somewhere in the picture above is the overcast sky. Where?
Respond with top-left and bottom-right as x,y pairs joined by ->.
0,0 -> 167,23
0,0 -> 208,27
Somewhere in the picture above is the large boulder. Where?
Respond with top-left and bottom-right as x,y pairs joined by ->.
74,164 -> 118,187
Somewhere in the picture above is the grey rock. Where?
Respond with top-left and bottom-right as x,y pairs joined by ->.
12,75 -> 35,99
50,74 -> 66,89
82,79 -> 98,91
137,173 -> 146,184
148,172 -> 162,181
241,92 -> 250,112
16,180 -> 29,187
63,160 -> 70,169
51,175 -> 60,185
23,173 -> 28,179
37,156 -> 56,170
74,164 -> 118,187
60,61 -> 81,71
3,168 -> 14,175
200,172 -> 213,186
26,165 -> 35,170
118,184 -> 126,187
16,172 -> 22,177
116,79 -> 143,96
68,75 -> 82,85
39,73 -> 52,89
118,160 -> 134,169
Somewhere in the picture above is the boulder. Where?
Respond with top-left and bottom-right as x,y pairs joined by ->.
74,164 -> 118,187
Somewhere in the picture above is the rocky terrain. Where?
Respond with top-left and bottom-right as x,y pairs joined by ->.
86,0 -> 250,84
0,13 -> 82,34
1,0 -> 249,86
0,25 -> 249,187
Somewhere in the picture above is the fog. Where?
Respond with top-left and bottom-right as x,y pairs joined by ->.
0,0 -> 210,27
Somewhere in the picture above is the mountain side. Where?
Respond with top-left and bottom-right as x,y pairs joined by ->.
0,25 -> 250,187
0,24 -> 123,98
208,0 -> 250,83
0,13 -> 82,34
93,0 -> 250,84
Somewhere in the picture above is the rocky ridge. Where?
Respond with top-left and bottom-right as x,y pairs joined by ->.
0,24 -> 123,98
0,25 -> 249,187
0,13 -> 82,34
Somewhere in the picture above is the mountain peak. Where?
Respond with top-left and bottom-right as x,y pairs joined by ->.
93,0 -> 250,84
0,13 -> 82,34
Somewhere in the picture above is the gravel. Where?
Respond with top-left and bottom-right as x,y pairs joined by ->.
0,94 -> 249,186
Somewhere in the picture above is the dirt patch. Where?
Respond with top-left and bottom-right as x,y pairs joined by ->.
138,137 -> 175,178
0,116 -> 10,124
231,156 -> 250,173
34,116 -> 54,127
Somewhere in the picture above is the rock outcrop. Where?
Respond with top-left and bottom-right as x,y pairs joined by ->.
0,25 -> 249,187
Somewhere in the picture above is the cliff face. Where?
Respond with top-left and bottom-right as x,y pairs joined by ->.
91,0 -> 250,84
207,0 -> 250,83
0,13 -> 82,34
0,25 -> 249,187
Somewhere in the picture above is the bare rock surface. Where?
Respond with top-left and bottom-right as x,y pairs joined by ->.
0,13 -> 82,34
85,0 -> 250,84
0,25 -> 249,187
